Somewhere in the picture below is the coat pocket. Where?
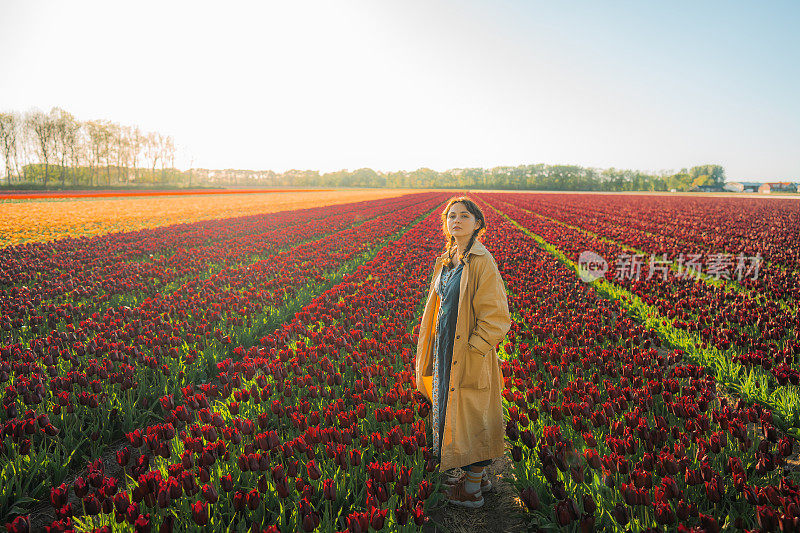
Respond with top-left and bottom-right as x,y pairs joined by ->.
460,344 -> 490,389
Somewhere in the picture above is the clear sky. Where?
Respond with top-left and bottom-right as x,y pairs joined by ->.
1,0 -> 798,180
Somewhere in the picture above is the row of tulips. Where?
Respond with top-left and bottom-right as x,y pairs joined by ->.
481,194 -> 800,432
491,193 -> 800,307
470,197 -> 800,531
18,206 -> 455,532
0,195 -> 446,521
1,194 -> 437,344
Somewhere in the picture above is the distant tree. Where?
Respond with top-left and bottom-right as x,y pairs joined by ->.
668,172 -> 693,191
187,155 -> 194,187
85,120 -> 112,186
0,112 -> 19,184
51,107 -> 79,187
145,132 -> 162,183
691,173 -> 712,188
69,124 -> 88,186
130,126 -> 144,183
410,167 -> 437,189
689,164 -> 725,187
353,167 -> 378,187
115,125 -> 132,184
85,121 -> 100,185
159,135 -> 175,184
102,122 -> 121,185
25,109 -> 57,186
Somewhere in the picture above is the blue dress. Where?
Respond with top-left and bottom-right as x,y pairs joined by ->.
432,260 -> 462,458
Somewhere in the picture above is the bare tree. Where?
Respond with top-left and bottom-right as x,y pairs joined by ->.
114,124 -> 131,184
85,120 -> 110,186
145,131 -> 162,184
0,112 -> 19,185
104,121 -> 119,185
69,123 -> 88,186
187,154 -> 195,187
159,134 -> 175,185
18,120 -> 34,182
129,126 -> 143,183
25,109 -> 57,186
4,107 -> 191,188
51,107 -> 79,187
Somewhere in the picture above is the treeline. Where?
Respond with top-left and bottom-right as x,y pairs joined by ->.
1,108 -> 726,191
0,108 -> 179,187
192,164 -> 725,191
5,162 -> 727,192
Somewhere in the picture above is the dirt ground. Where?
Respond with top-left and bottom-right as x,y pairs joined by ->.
424,443 -> 527,533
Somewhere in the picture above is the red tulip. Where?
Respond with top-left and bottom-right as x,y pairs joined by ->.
247,488 -> 261,510
412,504 -> 425,526
191,501 -> 208,526
369,507 -> 388,531
301,514 -> 317,532
73,476 -> 89,498
220,474 -> 233,492
132,513 -> 152,533
126,502 -> 140,525
49,483 -> 68,508
349,449 -> 362,466
511,445 -> 522,462
5,515 -> 30,533
520,487 -> 540,511
201,484 -> 218,503
581,493 -> 596,515
116,447 -> 131,468
612,503 -> 629,526
323,478 -> 336,501
232,491 -> 246,511
699,513 -> 721,533
578,513 -> 595,533
275,477 -> 290,499
583,449 -> 600,470
554,499 -> 578,526
654,502 -> 675,525
307,459 -> 321,480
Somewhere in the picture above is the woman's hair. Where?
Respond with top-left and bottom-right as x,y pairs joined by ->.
440,197 -> 487,265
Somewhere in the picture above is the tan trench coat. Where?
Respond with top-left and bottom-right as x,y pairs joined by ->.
415,240 -> 512,471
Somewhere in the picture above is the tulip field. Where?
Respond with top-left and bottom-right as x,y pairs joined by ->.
2,191 -> 800,532
0,189 -> 412,247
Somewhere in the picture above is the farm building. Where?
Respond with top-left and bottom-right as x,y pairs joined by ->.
724,181 -> 762,192
758,182 -> 797,193
690,184 -> 725,192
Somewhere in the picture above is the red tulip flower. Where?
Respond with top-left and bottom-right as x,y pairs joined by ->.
307,459 -> 321,480
201,484 -> 218,503
191,501 -> 208,526
323,478 -> 336,501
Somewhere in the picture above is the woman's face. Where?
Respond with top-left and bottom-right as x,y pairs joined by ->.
446,203 -> 479,239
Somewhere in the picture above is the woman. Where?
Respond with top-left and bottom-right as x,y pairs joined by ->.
415,197 -> 512,509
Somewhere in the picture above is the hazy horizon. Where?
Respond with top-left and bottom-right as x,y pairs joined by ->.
1,0 -> 798,181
